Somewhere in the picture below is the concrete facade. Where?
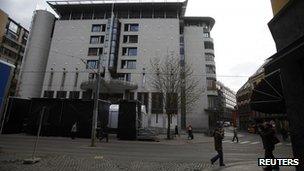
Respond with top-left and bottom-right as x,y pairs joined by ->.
18,0 -> 216,132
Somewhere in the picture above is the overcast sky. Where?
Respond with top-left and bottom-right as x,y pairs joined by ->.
0,0 -> 276,92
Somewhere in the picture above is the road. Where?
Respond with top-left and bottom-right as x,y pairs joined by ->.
0,129 -> 295,170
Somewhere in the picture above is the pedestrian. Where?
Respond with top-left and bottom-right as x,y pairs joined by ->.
71,122 -> 77,139
232,127 -> 239,143
174,125 -> 179,137
187,124 -> 193,140
211,126 -> 225,166
258,122 -> 280,170
99,126 -> 109,142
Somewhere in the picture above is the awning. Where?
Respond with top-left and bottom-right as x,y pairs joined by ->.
250,70 -> 286,114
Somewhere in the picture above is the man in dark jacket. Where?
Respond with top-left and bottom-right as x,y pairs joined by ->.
259,122 -> 279,170
211,127 -> 225,166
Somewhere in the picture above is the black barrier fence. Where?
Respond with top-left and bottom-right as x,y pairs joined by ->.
1,97 -> 110,138
117,100 -> 141,140
1,97 -> 30,134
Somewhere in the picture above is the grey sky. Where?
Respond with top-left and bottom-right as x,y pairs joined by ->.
0,0 -> 276,92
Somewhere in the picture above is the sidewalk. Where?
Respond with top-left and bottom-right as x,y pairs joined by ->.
208,161 -> 296,171
155,133 -> 213,145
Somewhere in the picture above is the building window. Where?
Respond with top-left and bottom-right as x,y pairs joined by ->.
204,41 -> 214,50
43,91 -> 54,98
69,91 -> 80,99
152,93 -> 163,114
206,65 -> 216,74
88,48 -> 103,56
205,53 -> 214,61
71,12 -> 81,20
8,21 -> 19,34
90,36 -> 104,44
121,60 -> 136,69
207,78 -> 216,90
123,35 -> 138,43
208,96 -> 217,109
154,10 -> 165,18
124,24 -> 139,32
56,91 -> 67,98
87,60 -> 98,69
203,32 -> 210,38
82,11 -> 93,20
125,73 -> 131,81
91,24 -> 106,32
122,47 -> 137,56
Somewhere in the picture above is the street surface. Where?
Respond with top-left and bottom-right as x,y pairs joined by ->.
0,127 -> 295,171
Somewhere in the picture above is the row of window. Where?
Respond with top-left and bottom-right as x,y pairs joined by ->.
43,90 -> 81,99
60,10 -> 179,20
206,65 -> 216,74
205,53 -> 214,61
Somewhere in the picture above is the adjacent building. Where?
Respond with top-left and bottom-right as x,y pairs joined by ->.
0,9 -> 29,95
250,0 -> 304,167
216,81 -> 236,122
18,0 -> 217,132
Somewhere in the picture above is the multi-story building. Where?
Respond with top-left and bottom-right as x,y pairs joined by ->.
18,0 -> 216,132
216,81 -> 236,122
0,9 -> 29,95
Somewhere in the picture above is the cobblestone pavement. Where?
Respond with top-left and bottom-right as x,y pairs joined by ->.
0,152 -> 214,171
0,132 -> 294,171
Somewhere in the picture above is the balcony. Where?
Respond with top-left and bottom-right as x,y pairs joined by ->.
80,78 -> 138,93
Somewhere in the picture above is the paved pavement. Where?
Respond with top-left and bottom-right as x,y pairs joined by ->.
0,129 -> 295,171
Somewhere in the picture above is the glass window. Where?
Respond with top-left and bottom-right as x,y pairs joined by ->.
128,48 -> 137,56
8,21 -> 18,33
205,53 -> 214,61
92,25 -> 101,32
87,60 -> 98,69
204,41 -> 214,49
122,47 -> 137,56
123,35 -> 138,43
82,11 -> 92,19
90,36 -> 99,44
206,65 -> 216,74
124,24 -> 139,31
152,93 -> 163,114
71,12 -> 81,20
121,60 -> 136,69
203,32 -> 210,38
88,48 -> 98,56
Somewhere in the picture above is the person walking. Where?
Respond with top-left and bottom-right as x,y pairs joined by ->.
211,127 -> 225,166
99,126 -> 109,142
174,125 -> 179,137
187,125 -> 193,140
258,122 -> 280,170
71,122 -> 77,139
232,127 -> 239,143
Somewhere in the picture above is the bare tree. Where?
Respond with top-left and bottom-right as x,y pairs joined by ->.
150,54 -> 202,139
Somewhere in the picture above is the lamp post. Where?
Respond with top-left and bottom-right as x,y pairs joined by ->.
90,54 -> 102,147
